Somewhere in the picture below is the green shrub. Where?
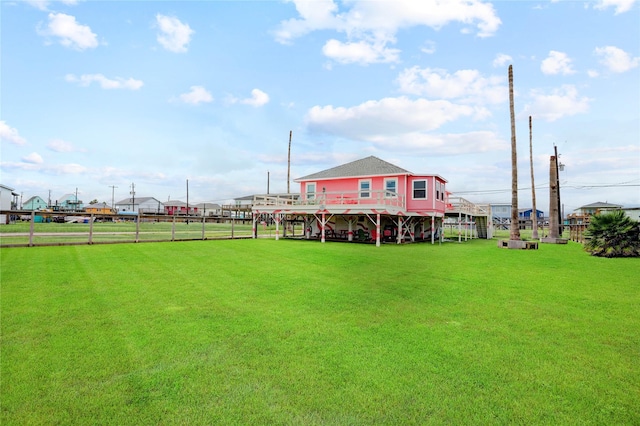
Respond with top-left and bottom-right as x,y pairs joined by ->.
584,210 -> 640,257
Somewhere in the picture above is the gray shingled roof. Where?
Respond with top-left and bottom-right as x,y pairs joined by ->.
296,156 -> 412,181
579,201 -> 623,209
115,197 -> 159,205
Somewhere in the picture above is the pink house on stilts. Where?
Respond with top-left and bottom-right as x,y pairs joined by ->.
251,156 -> 484,246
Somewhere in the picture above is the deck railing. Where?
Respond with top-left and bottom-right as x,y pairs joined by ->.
446,197 -> 490,216
253,190 -> 405,209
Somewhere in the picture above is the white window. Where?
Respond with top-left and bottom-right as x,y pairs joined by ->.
440,182 -> 445,201
384,178 -> 397,197
306,182 -> 316,200
413,180 -> 427,199
359,179 -> 371,198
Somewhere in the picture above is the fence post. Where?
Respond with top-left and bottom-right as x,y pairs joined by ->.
89,213 -> 94,244
29,211 -> 35,247
202,215 -> 205,240
172,215 -> 176,241
135,213 -> 140,243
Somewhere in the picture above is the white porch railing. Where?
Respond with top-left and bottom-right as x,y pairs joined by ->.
446,196 -> 490,216
253,190 -> 405,209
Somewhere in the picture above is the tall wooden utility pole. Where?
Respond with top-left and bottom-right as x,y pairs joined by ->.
547,154 -> 559,239
186,179 -> 189,224
508,65 -> 520,241
554,145 -> 563,236
529,116 -> 539,240
287,130 -> 292,194
109,185 -> 118,213
130,183 -> 135,211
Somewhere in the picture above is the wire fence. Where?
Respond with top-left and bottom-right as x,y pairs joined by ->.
0,210 -> 274,248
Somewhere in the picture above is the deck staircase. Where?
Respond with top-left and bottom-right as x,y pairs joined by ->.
475,216 -> 488,239
446,196 -> 491,239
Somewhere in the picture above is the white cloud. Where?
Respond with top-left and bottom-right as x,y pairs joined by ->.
0,121 -> 27,145
492,53 -> 512,68
541,51 -> 576,75
25,0 -> 79,11
421,40 -> 436,54
1,161 -> 87,175
65,73 -> 144,90
227,89 -> 270,107
306,97 -> 481,141
241,89 -> 270,107
594,46 -> 640,73
47,139 -> 86,153
156,14 -> 194,53
322,39 -> 400,64
274,0 -> 339,43
524,85 -> 591,122
593,0 -> 638,14
364,131 -> 507,155
396,67 -> 507,105
38,12 -> 98,50
23,152 -> 44,164
275,0 -> 501,65
178,86 -> 213,104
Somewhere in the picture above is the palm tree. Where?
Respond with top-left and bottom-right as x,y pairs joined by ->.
585,210 -> 640,257
529,116 -> 539,239
509,65 -> 520,241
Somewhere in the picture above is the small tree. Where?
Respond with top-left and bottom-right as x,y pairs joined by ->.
584,210 -> 640,258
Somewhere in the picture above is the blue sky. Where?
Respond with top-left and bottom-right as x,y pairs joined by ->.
1,0 -> 639,212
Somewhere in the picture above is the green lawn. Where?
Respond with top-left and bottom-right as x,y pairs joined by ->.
1,239 -> 639,424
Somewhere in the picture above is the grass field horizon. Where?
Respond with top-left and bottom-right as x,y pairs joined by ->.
2,238 -> 639,424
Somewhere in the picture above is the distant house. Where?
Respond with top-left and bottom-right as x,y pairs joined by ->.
621,207 -> 640,222
22,196 -> 48,211
234,195 -> 254,208
252,155 -> 456,245
85,202 -> 113,214
115,197 -> 164,214
0,184 -> 19,224
233,195 -> 257,219
573,202 -> 622,216
195,202 -> 221,217
164,200 -> 197,215
518,208 -> 544,220
567,201 -> 625,242
53,194 -> 83,212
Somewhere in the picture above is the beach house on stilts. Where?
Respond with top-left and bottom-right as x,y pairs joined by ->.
252,156 -> 490,246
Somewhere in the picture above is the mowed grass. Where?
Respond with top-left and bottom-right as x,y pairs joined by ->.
1,239 -> 639,424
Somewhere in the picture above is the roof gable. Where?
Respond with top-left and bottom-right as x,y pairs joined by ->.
579,201 -> 623,209
115,197 -> 160,205
296,156 -> 412,181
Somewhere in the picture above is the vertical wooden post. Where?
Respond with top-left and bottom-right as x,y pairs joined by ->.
376,213 -> 380,247
29,211 -> 35,247
89,213 -> 94,244
252,212 -> 257,239
287,130 -> 292,194
431,216 -> 435,245
135,212 -> 140,243
171,215 -> 176,241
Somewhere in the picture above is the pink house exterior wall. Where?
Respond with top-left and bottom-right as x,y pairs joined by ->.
300,174 -> 446,214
